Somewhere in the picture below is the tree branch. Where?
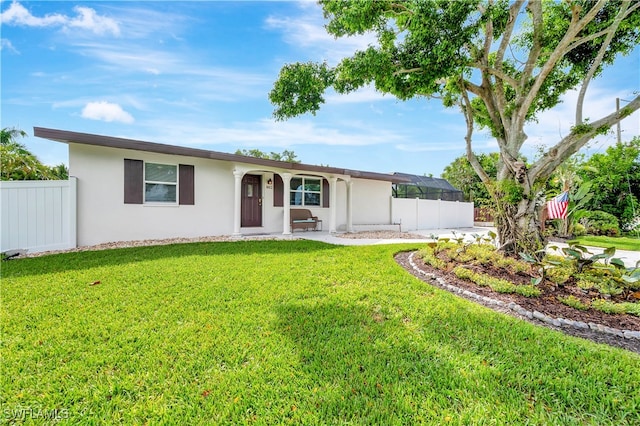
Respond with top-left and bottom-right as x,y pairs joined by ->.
530,93 -> 640,182
459,82 -> 491,186
516,0 -> 608,135
495,0 -> 525,69
576,1 -> 631,124
475,64 -> 520,89
477,1 -> 511,136
519,0 -> 543,86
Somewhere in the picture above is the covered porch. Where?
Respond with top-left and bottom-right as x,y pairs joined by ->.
231,166 -> 355,237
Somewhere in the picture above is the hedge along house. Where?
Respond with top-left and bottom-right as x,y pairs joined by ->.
34,127 -> 410,247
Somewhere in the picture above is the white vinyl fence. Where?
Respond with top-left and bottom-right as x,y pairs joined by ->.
1,178 -> 77,254
391,197 -> 474,231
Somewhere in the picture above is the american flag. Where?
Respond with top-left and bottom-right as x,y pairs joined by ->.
547,191 -> 569,219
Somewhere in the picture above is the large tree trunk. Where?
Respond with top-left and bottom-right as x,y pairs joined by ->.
494,196 -> 546,257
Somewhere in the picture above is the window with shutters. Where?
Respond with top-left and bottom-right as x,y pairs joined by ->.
124,159 -> 194,205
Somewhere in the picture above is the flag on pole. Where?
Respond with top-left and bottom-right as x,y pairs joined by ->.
547,191 -> 569,219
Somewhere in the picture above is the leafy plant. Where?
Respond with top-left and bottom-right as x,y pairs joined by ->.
561,243 -> 618,273
621,302 -> 640,317
417,245 -> 447,269
519,250 -> 562,286
514,285 -> 542,298
558,295 -> 590,311
591,299 -> 627,315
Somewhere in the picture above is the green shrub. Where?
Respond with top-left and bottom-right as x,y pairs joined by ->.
576,278 -> 596,291
546,267 -> 573,285
572,222 -> 586,237
596,279 -> 625,296
558,295 -> 590,311
489,280 -> 517,294
453,266 -> 519,294
515,285 -> 542,297
621,302 -> 640,317
417,246 -> 447,269
576,210 -> 620,236
466,244 -> 496,264
495,256 -> 531,274
453,266 -> 476,281
591,299 -> 627,314
576,269 -> 626,297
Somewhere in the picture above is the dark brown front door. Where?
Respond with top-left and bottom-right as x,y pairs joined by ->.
241,174 -> 262,227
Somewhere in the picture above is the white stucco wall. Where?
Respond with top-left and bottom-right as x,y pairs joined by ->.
69,144 -> 400,245
70,144 -> 237,246
350,179 -> 393,225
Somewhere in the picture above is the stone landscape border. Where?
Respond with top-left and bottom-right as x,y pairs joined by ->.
407,252 -> 640,341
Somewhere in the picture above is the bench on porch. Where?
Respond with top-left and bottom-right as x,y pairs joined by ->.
290,209 -> 322,232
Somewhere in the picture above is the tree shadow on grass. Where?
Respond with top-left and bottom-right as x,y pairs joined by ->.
274,300 -> 496,423
274,299 -> 640,424
2,239 -> 342,277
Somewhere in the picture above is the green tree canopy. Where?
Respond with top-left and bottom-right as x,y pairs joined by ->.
270,0 -> 640,255
442,153 -> 499,207
1,127 -> 68,180
578,137 -> 640,229
235,148 -> 300,163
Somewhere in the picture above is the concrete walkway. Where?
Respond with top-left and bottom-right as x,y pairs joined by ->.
294,226 -> 494,246
291,227 -> 640,268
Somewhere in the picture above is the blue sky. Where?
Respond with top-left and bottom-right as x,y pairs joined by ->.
2,1 -> 639,177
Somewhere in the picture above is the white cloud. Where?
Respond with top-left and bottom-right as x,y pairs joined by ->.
1,2 -> 119,36
64,6 -> 120,36
265,4 -> 375,64
128,117 -> 402,150
0,38 -> 19,53
81,101 -> 134,123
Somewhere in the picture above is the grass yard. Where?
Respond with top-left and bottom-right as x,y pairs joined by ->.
569,235 -> 640,251
2,240 -> 639,424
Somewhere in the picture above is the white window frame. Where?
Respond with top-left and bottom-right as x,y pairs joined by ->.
144,162 -> 178,204
290,176 -> 322,207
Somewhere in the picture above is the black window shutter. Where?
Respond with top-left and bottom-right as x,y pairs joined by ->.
273,174 -> 284,207
179,164 -> 195,205
322,178 -> 330,208
124,159 -> 143,204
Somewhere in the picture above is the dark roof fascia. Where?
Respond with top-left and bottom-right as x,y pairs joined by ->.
34,127 -> 409,183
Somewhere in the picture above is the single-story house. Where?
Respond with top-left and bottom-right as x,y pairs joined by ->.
33,127 -> 414,247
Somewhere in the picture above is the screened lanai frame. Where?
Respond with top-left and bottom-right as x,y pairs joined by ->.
391,172 -> 464,202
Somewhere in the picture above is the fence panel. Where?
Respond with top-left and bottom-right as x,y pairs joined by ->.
391,197 -> 474,231
1,179 -> 77,253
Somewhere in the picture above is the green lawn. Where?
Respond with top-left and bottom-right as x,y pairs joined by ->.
2,240 -> 639,424
569,235 -> 640,251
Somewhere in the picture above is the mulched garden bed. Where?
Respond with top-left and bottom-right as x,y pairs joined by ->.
395,251 -> 640,354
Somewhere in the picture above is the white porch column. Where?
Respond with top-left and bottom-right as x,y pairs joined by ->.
329,177 -> 338,233
233,169 -> 243,236
282,173 -> 292,235
346,179 -> 353,232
